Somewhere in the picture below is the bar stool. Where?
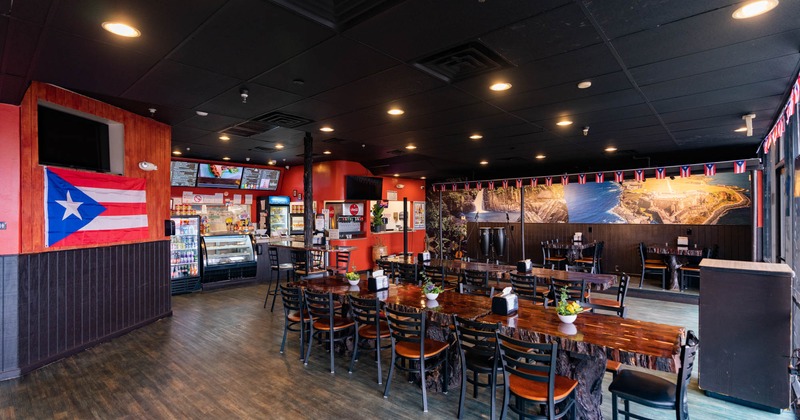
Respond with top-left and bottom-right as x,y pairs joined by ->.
264,247 -> 293,312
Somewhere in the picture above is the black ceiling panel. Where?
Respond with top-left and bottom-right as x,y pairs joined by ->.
6,0 -> 53,25
197,83 -> 303,120
4,20 -> 42,77
511,89 -> 645,123
122,60 -> 240,109
659,96 -> 782,124
651,79 -> 789,114
492,71 -> 633,112
178,114 -> 242,133
0,74 -> 28,104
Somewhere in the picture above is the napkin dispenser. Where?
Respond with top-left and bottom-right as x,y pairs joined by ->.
417,251 -> 431,262
492,287 -> 518,315
368,275 -> 389,292
677,236 -> 688,247
516,259 -> 532,273
573,232 -> 583,243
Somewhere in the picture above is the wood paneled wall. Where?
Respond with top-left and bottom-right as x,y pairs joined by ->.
465,222 -> 752,274
15,241 -> 171,374
19,82 -> 172,253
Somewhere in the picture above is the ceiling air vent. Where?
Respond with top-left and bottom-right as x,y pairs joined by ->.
415,41 -> 513,83
253,111 -> 313,128
321,137 -> 348,144
270,0 -> 401,31
296,153 -> 324,158
224,120 -> 276,137
386,149 -> 405,155
253,146 -> 276,152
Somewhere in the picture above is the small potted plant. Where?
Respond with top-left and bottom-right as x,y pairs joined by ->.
556,286 -> 584,324
371,201 -> 387,232
345,265 -> 360,285
421,274 -> 444,300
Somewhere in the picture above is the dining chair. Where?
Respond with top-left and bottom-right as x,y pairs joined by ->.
293,250 -> 326,280
496,331 -> 577,419
264,247 -> 294,311
459,282 -> 495,297
678,247 -> 712,291
454,316 -> 502,420
375,258 -> 394,279
637,242 -> 667,288
588,273 -> 630,318
326,251 -> 350,276
278,284 -> 309,360
550,277 -> 588,303
462,269 -> 490,288
348,295 -> 391,384
424,264 -> 450,290
575,241 -> 604,273
383,305 -> 451,413
541,241 -> 566,270
290,249 -> 307,281
609,330 -> 699,420
395,262 -> 418,284
509,272 -> 549,306
303,289 -> 355,374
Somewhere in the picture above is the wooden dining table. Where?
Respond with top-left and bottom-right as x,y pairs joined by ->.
292,274 -> 685,420
547,240 -> 598,264
646,244 -> 704,290
381,255 -> 516,279
507,268 -> 617,291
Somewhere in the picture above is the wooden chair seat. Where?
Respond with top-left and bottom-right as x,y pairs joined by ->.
681,265 -> 700,272
509,370 -> 578,402
395,338 -> 448,359
357,322 -> 391,339
644,262 -> 668,269
574,257 -> 593,264
286,310 -> 309,322
272,263 -> 294,270
589,297 -> 621,308
605,360 -> 622,375
312,316 -> 354,331
645,258 -> 663,264
545,256 -> 567,263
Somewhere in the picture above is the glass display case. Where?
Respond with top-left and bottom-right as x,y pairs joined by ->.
201,234 -> 258,284
170,215 -> 202,294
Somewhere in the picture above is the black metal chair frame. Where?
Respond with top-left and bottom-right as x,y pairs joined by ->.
638,242 -> 667,289
454,316 -> 502,420
459,282 -> 495,297
303,289 -> 354,374
609,331 -> 699,420
509,273 -> 549,306
395,262 -> 418,285
265,247 -> 294,311
278,284 -> 309,360
383,305 -> 451,413
348,294 -> 391,384
328,251 -> 350,275
679,247 -> 713,291
375,258 -> 394,279
423,264 -> 447,288
462,269 -> 490,288
549,277 -> 588,304
541,240 -> 566,271
588,273 -> 630,318
496,332 -> 577,420
575,241 -> 604,274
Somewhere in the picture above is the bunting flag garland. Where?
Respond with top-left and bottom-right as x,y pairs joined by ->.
680,165 -> 691,178
614,171 -> 624,183
545,176 -> 553,187
502,180 -> 508,189
530,178 -> 537,187
634,169 -> 645,182
451,183 -> 457,191
477,182 -> 482,191
432,185 -> 438,192
704,163 -> 716,176
595,173 -> 604,183
464,182 -> 470,191
516,179 -> 523,188
561,175 -> 569,185
764,73 -> 800,154
488,181 -> 494,190
578,174 -> 586,184
655,168 -> 666,180
733,160 -> 746,174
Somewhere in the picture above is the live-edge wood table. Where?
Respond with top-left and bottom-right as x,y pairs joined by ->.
292,275 -> 685,420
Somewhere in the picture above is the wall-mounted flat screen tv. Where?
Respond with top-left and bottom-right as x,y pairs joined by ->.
196,164 -> 244,188
240,167 -> 280,190
345,176 -> 383,200
170,161 -> 198,187
38,103 -> 124,174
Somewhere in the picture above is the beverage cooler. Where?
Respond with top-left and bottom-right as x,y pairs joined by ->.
201,234 -> 258,285
290,213 -> 304,235
258,196 -> 290,237
170,215 -> 202,295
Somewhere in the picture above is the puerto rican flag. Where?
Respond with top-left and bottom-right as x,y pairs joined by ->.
635,169 -> 645,182
477,182 -> 482,191
516,179 -> 523,188
488,181 -> 494,190
530,178 -> 537,187
561,175 -> 569,185
502,180 -> 508,189
595,173 -> 604,183
614,171 -> 624,183
733,160 -> 747,174
452,183 -> 457,191
45,167 -> 148,248
464,182 -> 470,191
704,163 -> 716,176
545,176 -> 553,187
680,166 -> 691,178
578,174 -> 586,184
655,168 -> 666,179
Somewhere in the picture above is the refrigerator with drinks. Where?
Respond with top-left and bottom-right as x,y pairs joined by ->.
170,215 -> 202,294
259,195 -> 291,237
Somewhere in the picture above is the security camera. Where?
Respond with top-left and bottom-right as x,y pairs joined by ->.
138,161 -> 158,171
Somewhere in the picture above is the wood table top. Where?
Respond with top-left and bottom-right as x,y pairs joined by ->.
508,268 -> 616,290
265,241 -> 356,252
382,256 -> 516,274
546,240 -> 597,250
647,244 -> 703,257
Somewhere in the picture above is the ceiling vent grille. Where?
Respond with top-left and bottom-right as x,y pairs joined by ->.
253,111 -> 313,128
415,41 -> 512,83
224,120 -> 276,137
270,0 -> 401,31
253,146 -> 276,152
322,137 -> 349,144
386,149 -> 405,155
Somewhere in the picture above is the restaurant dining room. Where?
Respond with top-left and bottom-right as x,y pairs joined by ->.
1,0 -> 800,419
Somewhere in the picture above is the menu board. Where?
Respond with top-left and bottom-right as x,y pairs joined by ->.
240,167 -> 280,190
196,164 -> 243,188
170,161 -> 198,187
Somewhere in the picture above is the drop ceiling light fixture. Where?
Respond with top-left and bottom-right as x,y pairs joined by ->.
101,22 -> 141,37
535,154 -> 546,160
393,173 -> 399,177
172,150 -> 182,155
604,146 -> 617,152
268,159 -> 277,165
275,143 -> 285,149
387,108 -> 405,115
222,157 -> 231,161
489,82 -> 512,91
470,134 -> 483,140
323,150 -> 332,155
577,81 -> 592,89
219,135 -> 230,141
732,0 -> 779,19
320,126 -> 334,132
480,160 -> 489,165
420,176 -> 427,179
405,144 -> 417,150
556,120 -> 573,126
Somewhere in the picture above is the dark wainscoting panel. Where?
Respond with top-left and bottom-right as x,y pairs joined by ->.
0,255 -> 19,379
16,241 -> 171,374
465,223 -> 752,273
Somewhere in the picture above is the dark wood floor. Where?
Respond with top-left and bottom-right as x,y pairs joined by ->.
0,283 -> 789,419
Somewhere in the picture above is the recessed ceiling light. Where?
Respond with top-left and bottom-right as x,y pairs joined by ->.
605,147 -> 618,152
577,81 -> 592,89
388,108 -> 405,115
480,160 -> 489,165
101,22 -> 141,38
405,144 -> 417,150
394,173 -> 399,177
219,135 -> 230,141
222,157 -> 231,161
320,126 -> 334,132
195,111 -> 208,117
732,0 -> 779,19
470,134 -> 483,140
556,120 -> 573,126
268,159 -> 277,165
490,82 -> 512,91
421,176 -> 427,180
323,150 -> 332,155
275,143 -> 284,149
172,150 -> 182,155
535,154 -> 546,159
734,127 -> 748,132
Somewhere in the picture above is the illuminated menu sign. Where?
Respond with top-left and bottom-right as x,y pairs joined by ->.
170,161 -> 198,187
196,164 -> 243,188
240,167 -> 280,190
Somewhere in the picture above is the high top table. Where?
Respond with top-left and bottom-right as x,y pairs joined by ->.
293,275 -> 685,419
646,244 -> 704,290
546,240 -> 598,264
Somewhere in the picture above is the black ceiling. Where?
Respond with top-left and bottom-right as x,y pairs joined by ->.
1,0 -> 799,180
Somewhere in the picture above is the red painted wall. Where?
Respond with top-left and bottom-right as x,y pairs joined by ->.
0,104 -> 20,255
279,161 -> 427,269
